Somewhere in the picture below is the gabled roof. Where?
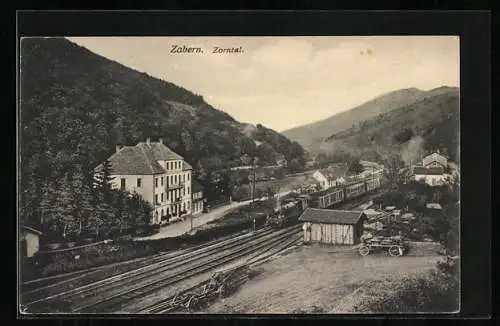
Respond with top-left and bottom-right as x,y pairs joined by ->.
97,141 -> 185,175
315,165 -> 348,181
413,166 -> 445,175
299,208 -> 365,225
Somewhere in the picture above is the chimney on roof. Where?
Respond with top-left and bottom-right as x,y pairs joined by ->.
146,137 -> 150,145
116,145 -> 121,153
159,138 -> 163,144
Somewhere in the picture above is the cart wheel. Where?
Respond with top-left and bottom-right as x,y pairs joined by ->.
358,245 -> 370,256
388,245 -> 402,257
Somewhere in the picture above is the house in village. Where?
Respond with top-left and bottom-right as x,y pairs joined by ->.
20,225 -> 42,258
422,151 -> 448,168
96,138 -> 201,225
299,208 -> 367,245
191,180 -> 205,216
411,151 -> 451,186
312,165 -> 348,190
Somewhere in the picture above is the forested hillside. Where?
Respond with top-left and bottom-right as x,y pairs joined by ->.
282,88 -> 430,151
20,38 -> 305,237
323,87 -> 460,164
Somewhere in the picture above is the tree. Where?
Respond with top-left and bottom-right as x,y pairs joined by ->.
382,153 -> 406,190
348,157 -> 364,175
70,167 -> 94,236
93,159 -> 114,194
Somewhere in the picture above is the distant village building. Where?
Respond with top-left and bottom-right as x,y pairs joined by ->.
191,180 -> 204,216
96,138 -> 198,225
312,165 -> 348,190
426,203 -> 443,210
299,208 -> 367,245
20,225 -> 42,258
411,151 -> 451,187
422,152 -> 448,168
412,166 -> 448,186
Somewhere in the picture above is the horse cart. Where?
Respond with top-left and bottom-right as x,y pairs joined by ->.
358,236 -> 409,257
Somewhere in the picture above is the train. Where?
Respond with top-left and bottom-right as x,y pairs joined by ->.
265,172 -> 383,228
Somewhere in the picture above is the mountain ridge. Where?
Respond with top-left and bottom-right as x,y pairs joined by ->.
282,86 -> 458,152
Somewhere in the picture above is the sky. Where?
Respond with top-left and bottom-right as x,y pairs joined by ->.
68,36 -> 459,132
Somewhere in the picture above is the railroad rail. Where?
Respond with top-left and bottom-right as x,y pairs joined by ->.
25,225 -> 300,313
135,233 -> 302,313
23,227 -> 269,304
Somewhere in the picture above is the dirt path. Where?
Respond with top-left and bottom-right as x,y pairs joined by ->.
203,242 -> 443,314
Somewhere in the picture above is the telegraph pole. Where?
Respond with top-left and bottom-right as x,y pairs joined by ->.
251,157 -> 257,232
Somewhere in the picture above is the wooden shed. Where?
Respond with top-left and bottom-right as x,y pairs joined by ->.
20,225 -> 42,258
299,208 -> 367,245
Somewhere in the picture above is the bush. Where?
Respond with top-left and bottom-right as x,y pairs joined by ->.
361,258 -> 459,313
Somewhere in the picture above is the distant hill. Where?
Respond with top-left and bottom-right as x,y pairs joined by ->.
20,38 -> 307,219
282,87 -> 440,151
323,87 -> 460,164
20,38 -> 306,173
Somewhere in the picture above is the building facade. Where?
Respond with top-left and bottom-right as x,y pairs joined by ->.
422,152 -> 448,168
191,180 -> 204,216
312,166 -> 348,190
413,166 -> 449,186
97,138 -> 197,225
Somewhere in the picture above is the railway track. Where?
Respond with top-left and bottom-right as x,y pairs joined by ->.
23,226 -> 275,309
76,225 -> 301,313
25,225 -> 300,313
22,228 -> 253,295
134,233 -> 303,313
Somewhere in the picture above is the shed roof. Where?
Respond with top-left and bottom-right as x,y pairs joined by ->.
299,208 -> 365,225
22,225 -> 43,235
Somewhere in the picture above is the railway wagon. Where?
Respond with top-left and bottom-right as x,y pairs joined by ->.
309,186 -> 344,209
344,180 -> 367,199
365,176 -> 381,192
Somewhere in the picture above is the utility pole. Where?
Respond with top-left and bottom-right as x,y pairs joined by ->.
251,157 -> 257,232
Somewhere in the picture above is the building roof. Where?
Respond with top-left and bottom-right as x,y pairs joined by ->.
413,166 -> 445,175
150,142 -> 184,161
299,208 -> 365,225
316,165 -> 348,181
22,225 -> 43,235
426,203 -> 443,210
97,141 -> 186,175
183,161 -> 193,170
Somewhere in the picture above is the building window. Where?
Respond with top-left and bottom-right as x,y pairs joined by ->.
187,174 -> 190,181
161,177 -> 164,186
121,178 -> 126,190
188,186 -> 190,195
137,178 -> 142,187
161,193 -> 164,202
182,203 -> 185,211
155,178 -> 158,188
174,175 -> 177,183
155,194 -> 159,204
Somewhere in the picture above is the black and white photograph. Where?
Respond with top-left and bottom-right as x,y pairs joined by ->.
19,35 -> 460,315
